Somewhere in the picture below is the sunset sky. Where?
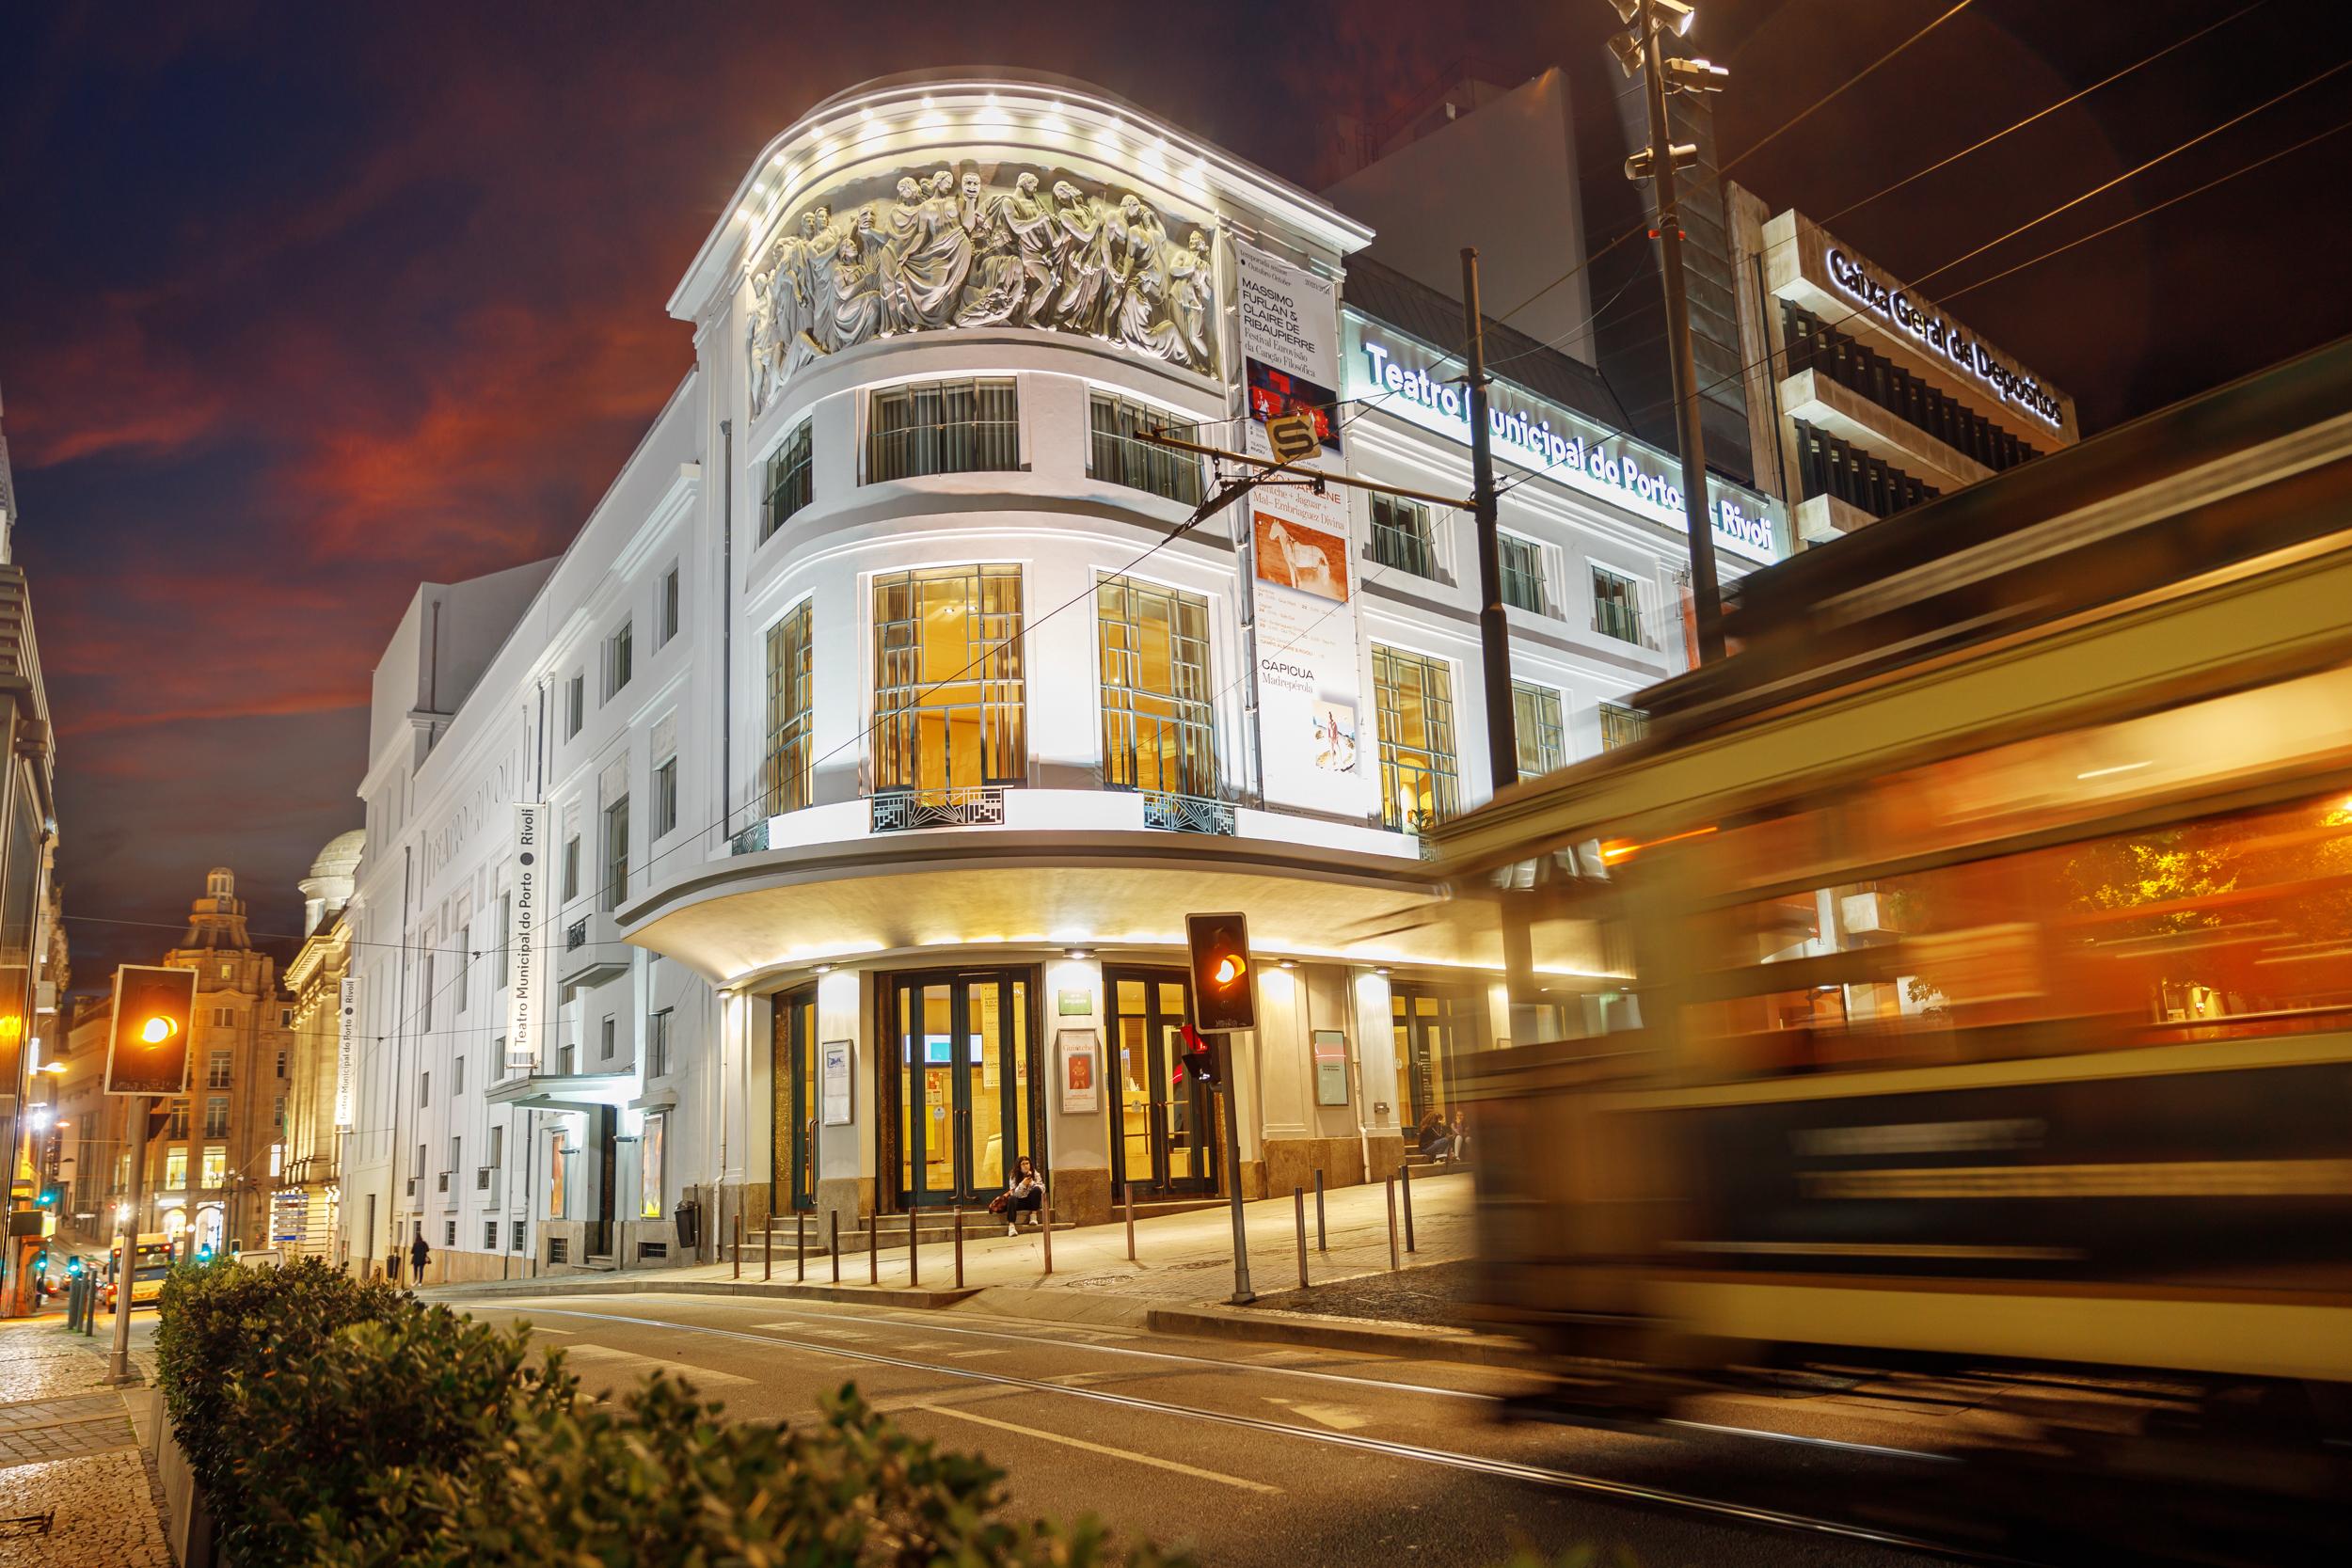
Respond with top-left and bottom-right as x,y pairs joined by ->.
7,0 -> 2346,984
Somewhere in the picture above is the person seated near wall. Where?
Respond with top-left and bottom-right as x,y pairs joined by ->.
1416,1112 -> 1454,1164
999,1156 -> 1046,1236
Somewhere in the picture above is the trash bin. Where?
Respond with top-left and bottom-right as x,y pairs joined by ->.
674,1198 -> 701,1254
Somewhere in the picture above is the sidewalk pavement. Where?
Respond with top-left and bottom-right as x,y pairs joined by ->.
0,1321 -> 170,1567
425,1170 -> 1524,1363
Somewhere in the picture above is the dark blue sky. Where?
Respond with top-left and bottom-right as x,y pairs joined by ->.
6,0 -> 2347,985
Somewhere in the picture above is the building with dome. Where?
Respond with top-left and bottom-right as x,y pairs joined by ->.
281,830 -> 362,1261
341,71 -> 1781,1280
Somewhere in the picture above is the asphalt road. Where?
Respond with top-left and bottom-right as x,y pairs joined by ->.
453,1291 -> 1975,1568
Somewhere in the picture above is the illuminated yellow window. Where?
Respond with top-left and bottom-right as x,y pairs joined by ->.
873,564 -> 1026,792
1512,681 -> 1565,782
1374,645 -> 1458,832
1097,575 -> 1216,797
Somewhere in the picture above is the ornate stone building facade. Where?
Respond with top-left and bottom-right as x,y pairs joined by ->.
341,71 -> 1780,1282
282,831 -> 361,1262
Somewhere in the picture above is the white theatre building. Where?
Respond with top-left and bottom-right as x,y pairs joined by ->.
340,70 -> 1781,1279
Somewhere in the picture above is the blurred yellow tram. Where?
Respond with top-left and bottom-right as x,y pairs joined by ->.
1429,340 -> 2352,1472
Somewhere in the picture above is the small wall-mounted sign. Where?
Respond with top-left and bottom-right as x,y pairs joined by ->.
1057,988 -> 1092,1017
820,1040 -> 853,1126
1057,1029 -> 1101,1116
1311,1028 -> 1350,1106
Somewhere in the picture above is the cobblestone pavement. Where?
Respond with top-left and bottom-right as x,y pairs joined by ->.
0,1324 -> 170,1568
1248,1256 -> 1481,1326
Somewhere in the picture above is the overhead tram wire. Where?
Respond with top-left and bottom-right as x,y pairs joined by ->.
1718,0 -> 1979,178
1488,74 -> 2352,506
1810,0 -> 2271,231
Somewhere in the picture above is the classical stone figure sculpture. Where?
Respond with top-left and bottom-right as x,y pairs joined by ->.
747,159 -> 1217,414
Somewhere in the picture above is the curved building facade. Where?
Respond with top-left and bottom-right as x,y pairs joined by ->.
341,71 -> 1779,1277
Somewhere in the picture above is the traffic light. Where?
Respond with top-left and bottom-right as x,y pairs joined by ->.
35,1181 -> 60,1210
104,965 -> 199,1098
1176,1022 -> 1221,1087
1185,911 -> 1256,1034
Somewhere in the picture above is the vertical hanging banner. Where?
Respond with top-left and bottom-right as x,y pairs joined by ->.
334,976 -> 358,1130
1232,241 -> 1361,813
507,802 -> 546,1071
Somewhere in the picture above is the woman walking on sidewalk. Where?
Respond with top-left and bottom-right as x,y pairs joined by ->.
409,1230 -> 432,1287
1000,1156 -> 1045,1236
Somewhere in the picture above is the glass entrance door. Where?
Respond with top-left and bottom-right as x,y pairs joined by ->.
1392,988 -> 1475,1139
892,970 -> 1036,1208
771,989 -> 818,1213
1106,968 -> 1217,1197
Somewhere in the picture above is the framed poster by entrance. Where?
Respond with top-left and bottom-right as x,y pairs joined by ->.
1057,1029 -> 1101,1116
820,1040 -> 853,1126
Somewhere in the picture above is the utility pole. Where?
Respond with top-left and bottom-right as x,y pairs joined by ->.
1459,249 -> 1518,791
1619,0 -> 1730,664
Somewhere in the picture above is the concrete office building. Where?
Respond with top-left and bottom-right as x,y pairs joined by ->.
339,71 -> 1782,1280
1725,189 -> 2079,542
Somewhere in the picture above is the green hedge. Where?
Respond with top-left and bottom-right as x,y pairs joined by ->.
156,1259 -> 1184,1567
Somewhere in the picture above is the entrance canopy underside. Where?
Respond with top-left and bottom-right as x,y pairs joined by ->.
618,830 -> 1614,989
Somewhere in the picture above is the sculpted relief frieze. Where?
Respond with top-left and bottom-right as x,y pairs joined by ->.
747,160 -> 1218,413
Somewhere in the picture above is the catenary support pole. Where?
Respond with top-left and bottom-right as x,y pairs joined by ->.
1461,247 -> 1518,789
1641,0 -> 1726,662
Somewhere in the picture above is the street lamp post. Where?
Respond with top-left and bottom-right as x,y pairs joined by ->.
1613,0 -> 1732,664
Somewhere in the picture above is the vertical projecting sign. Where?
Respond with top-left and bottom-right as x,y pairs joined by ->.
334,977 -> 358,1130
1232,241 -> 1363,816
507,802 -> 546,1071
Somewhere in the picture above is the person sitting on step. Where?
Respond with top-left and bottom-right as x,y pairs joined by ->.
1002,1156 -> 1046,1235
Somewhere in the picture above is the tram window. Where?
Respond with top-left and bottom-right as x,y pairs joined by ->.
1680,790 -> 2352,1077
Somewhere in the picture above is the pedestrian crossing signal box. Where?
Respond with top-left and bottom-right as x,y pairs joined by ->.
1185,911 -> 1256,1035
104,964 -> 199,1097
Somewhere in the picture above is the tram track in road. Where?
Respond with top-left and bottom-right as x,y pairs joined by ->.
506,1304 -> 2040,1567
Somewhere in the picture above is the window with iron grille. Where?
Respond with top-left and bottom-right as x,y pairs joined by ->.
512,1220 -> 527,1252
1096,575 -> 1216,797
604,619 -> 633,700
652,754 -> 678,839
761,420 -> 814,539
204,1096 -> 230,1138
872,564 -> 1025,791
1498,534 -> 1548,614
1591,566 -> 1644,644
485,1220 -> 500,1251
647,1008 -> 673,1078
1598,700 -> 1648,752
167,1101 -> 188,1139
1373,645 -> 1459,832
657,563 -> 680,647
1367,493 -> 1437,579
763,602 -> 814,815
866,378 -> 1019,482
601,796 -> 629,913
1087,393 -> 1202,505
445,1220 -> 456,1247
206,1049 -> 230,1088
1512,681 -> 1566,782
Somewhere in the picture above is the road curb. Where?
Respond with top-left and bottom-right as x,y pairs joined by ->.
422,1277 -> 978,1309
1143,1303 -> 1535,1369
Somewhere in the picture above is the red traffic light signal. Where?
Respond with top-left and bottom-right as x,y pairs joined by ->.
104,964 -> 199,1098
1185,911 -> 1256,1034
1175,1022 -> 1221,1086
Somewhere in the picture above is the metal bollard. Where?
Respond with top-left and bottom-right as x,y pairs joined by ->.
867,1220 -> 879,1286
1402,1162 -> 1417,1255
1386,1177 -> 1400,1270
830,1212 -> 840,1285
1124,1181 -> 1136,1261
733,1212 -> 743,1280
909,1209 -> 920,1288
1041,1203 -> 1054,1276
1294,1186 -> 1309,1290
1314,1169 -> 1327,1252
797,1212 -> 806,1283
764,1212 -> 773,1282
953,1207 -> 965,1288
